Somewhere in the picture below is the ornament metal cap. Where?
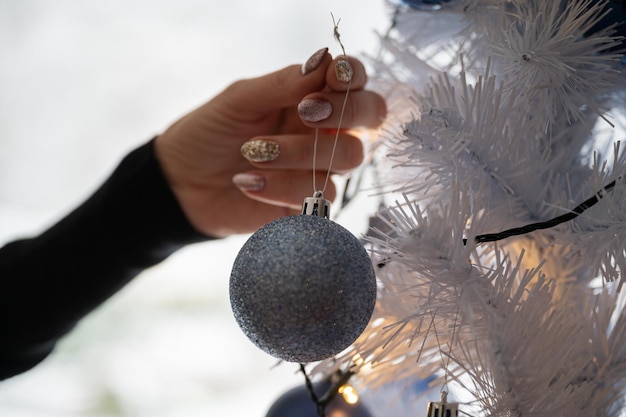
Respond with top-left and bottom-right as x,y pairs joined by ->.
301,191 -> 331,218
427,391 -> 459,417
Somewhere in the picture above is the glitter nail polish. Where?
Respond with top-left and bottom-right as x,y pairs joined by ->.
335,59 -> 353,83
301,47 -> 329,76
233,173 -> 265,192
241,140 -> 280,162
298,98 -> 333,122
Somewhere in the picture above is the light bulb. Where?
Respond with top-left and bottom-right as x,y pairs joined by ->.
339,385 -> 359,405
265,381 -> 373,417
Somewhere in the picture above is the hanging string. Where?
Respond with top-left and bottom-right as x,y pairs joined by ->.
301,17 -> 358,417
431,309 -> 448,389
312,13 -> 352,195
430,303 -> 460,397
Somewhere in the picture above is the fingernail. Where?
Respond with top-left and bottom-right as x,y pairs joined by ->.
241,139 -> 280,162
335,58 -> 353,83
233,173 -> 265,192
301,47 -> 328,76
298,98 -> 333,122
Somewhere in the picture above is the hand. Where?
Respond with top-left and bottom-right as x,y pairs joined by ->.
155,48 -> 387,238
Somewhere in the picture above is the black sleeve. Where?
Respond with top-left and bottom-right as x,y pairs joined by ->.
0,139 -> 210,380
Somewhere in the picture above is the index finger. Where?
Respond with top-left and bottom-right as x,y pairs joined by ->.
214,51 -> 333,116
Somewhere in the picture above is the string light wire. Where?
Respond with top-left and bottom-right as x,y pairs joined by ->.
464,177 -> 621,245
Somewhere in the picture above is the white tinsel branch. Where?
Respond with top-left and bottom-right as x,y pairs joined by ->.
315,1 -> 626,416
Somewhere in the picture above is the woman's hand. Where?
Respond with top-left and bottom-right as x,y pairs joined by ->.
155,48 -> 387,238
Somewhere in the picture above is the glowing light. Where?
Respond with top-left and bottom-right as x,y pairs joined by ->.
338,385 -> 359,405
352,353 -> 364,367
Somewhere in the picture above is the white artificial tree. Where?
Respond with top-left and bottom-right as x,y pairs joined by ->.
313,1 -> 626,415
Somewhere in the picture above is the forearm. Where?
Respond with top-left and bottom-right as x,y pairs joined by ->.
0,139 -> 209,380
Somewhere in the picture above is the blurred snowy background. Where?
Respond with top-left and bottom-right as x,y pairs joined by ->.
0,1 -> 391,416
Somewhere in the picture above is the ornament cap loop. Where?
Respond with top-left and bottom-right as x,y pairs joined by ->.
427,390 -> 459,417
301,191 -> 331,218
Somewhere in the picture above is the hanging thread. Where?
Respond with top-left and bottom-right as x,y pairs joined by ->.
312,13 -> 353,195
301,15 -> 357,417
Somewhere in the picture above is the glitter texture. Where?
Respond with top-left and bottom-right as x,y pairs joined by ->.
229,215 -> 377,363
232,172 -> 265,191
335,59 -> 353,83
301,47 -> 329,76
240,139 -> 280,162
297,98 -> 333,122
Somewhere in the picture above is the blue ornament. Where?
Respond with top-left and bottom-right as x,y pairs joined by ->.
265,381 -> 373,417
400,0 -> 452,11
230,194 -> 377,363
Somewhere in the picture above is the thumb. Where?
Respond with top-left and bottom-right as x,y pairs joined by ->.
214,48 -> 331,115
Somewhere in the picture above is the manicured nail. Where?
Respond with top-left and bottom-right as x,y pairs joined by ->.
233,173 -> 265,192
301,47 -> 328,76
241,139 -> 280,162
335,58 -> 353,83
298,98 -> 333,122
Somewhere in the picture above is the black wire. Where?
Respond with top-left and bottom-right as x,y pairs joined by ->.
377,178 -> 620,268
300,363 -> 326,417
299,363 -> 356,417
466,178 -> 618,245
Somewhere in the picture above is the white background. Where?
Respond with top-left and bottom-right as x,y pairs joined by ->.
0,1 -> 393,416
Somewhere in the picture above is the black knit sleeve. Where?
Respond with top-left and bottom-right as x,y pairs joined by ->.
0,139 -> 210,380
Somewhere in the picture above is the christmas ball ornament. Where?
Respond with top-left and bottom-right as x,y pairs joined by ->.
400,0 -> 452,11
265,380 -> 373,417
230,193 -> 377,363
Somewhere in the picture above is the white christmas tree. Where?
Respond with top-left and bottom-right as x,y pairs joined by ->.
312,1 -> 626,415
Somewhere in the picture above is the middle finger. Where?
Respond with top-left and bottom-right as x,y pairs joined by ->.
240,132 -> 364,173
297,90 -> 387,129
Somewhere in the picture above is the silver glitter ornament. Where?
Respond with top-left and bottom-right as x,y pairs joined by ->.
229,192 -> 377,363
